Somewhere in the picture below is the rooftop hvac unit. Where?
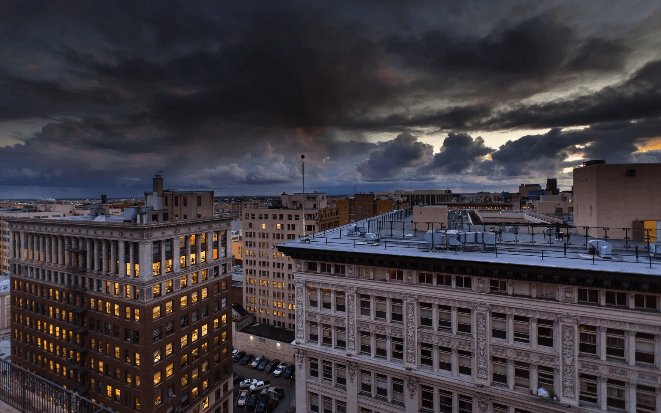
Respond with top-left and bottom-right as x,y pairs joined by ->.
423,230 -> 445,246
587,240 -> 612,257
447,238 -> 462,247
364,233 -> 379,242
651,243 -> 661,258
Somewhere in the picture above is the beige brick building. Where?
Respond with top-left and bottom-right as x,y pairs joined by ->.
574,162 -> 661,239
242,193 -> 339,329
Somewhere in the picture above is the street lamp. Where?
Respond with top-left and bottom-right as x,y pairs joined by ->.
301,155 -> 306,239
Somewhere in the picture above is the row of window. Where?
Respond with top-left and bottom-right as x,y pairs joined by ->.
245,213 -> 300,220
578,326 -> 656,365
303,263 -> 661,311
580,375 -> 656,412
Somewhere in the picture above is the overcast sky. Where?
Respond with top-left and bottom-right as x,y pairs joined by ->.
1,0 -> 660,198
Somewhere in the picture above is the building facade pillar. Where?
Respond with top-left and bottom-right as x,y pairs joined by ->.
558,320 -> 579,407
139,241 -> 151,279
64,236 -> 71,265
173,237 -> 181,272
403,296 -> 417,370
160,241 -> 166,276
195,233 -> 201,265
111,240 -> 117,275
207,231 -> 213,262
27,233 -> 33,260
185,236 -> 191,267
294,350 -> 308,413
129,242 -> 135,277
86,239 -> 93,270
45,235 -> 51,263
58,236 -> 64,265
404,376 -> 418,413
102,240 -> 108,274
118,241 -> 126,277
474,305 -> 491,386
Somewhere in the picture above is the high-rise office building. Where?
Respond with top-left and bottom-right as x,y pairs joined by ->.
242,193 -> 339,329
7,215 -> 234,413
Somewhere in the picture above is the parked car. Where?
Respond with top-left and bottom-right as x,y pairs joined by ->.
257,358 -> 269,371
249,380 -> 271,392
255,397 -> 274,413
282,364 -> 295,379
232,351 -> 245,363
250,355 -> 264,368
264,359 -> 280,374
241,354 -> 254,365
237,390 -> 249,407
233,373 -> 244,384
240,378 -> 258,389
260,387 -> 283,402
232,349 -> 240,356
246,394 -> 258,410
273,363 -> 288,377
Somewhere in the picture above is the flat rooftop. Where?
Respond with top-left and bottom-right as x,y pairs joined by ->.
5,215 -> 230,228
240,323 -> 296,344
278,211 -> 661,277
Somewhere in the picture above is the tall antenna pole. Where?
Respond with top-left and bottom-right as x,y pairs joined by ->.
301,155 -> 306,239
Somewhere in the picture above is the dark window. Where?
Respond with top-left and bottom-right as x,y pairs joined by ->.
578,288 -> 599,303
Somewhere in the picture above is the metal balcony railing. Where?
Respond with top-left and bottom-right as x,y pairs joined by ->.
0,358 -> 111,413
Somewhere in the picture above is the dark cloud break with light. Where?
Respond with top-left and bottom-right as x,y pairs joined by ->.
0,0 -> 660,198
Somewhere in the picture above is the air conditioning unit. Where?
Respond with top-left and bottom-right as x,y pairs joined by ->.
176,407 -> 181,412
155,389 -> 161,394
165,398 -> 171,403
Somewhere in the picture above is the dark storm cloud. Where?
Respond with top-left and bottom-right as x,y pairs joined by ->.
476,59 -> 661,131
475,119 -> 661,176
419,133 -> 493,175
386,15 -> 574,76
356,133 -> 433,180
0,0 -> 660,196
565,37 -> 632,72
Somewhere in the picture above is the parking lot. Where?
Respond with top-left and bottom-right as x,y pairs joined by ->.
233,357 -> 296,413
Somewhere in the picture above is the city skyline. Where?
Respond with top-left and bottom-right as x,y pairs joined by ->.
1,1 -> 660,198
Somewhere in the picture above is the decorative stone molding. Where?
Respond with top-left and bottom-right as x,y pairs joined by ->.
391,328 -> 403,338
560,286 -> 575,303
294,349 -> 306,367
476,395 -> 489,413
474,278 -> 488,293
347,293 -> 356,351
417,331 -> 473,351
346,265 -> 355,278
476,312 -> 489,380
489,305 -> 557,320
295,261 -> 302,271
296,283 -> 304,340
577,317 -> 661,333
406,376 -> 417,399
561,324 -> 576,399
405,301 -> 416,365
405,271 -> 415,284
347,362 -> 356,383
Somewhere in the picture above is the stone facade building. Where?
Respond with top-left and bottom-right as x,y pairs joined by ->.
7,216 -> 234,413
278,211 -> 661,413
